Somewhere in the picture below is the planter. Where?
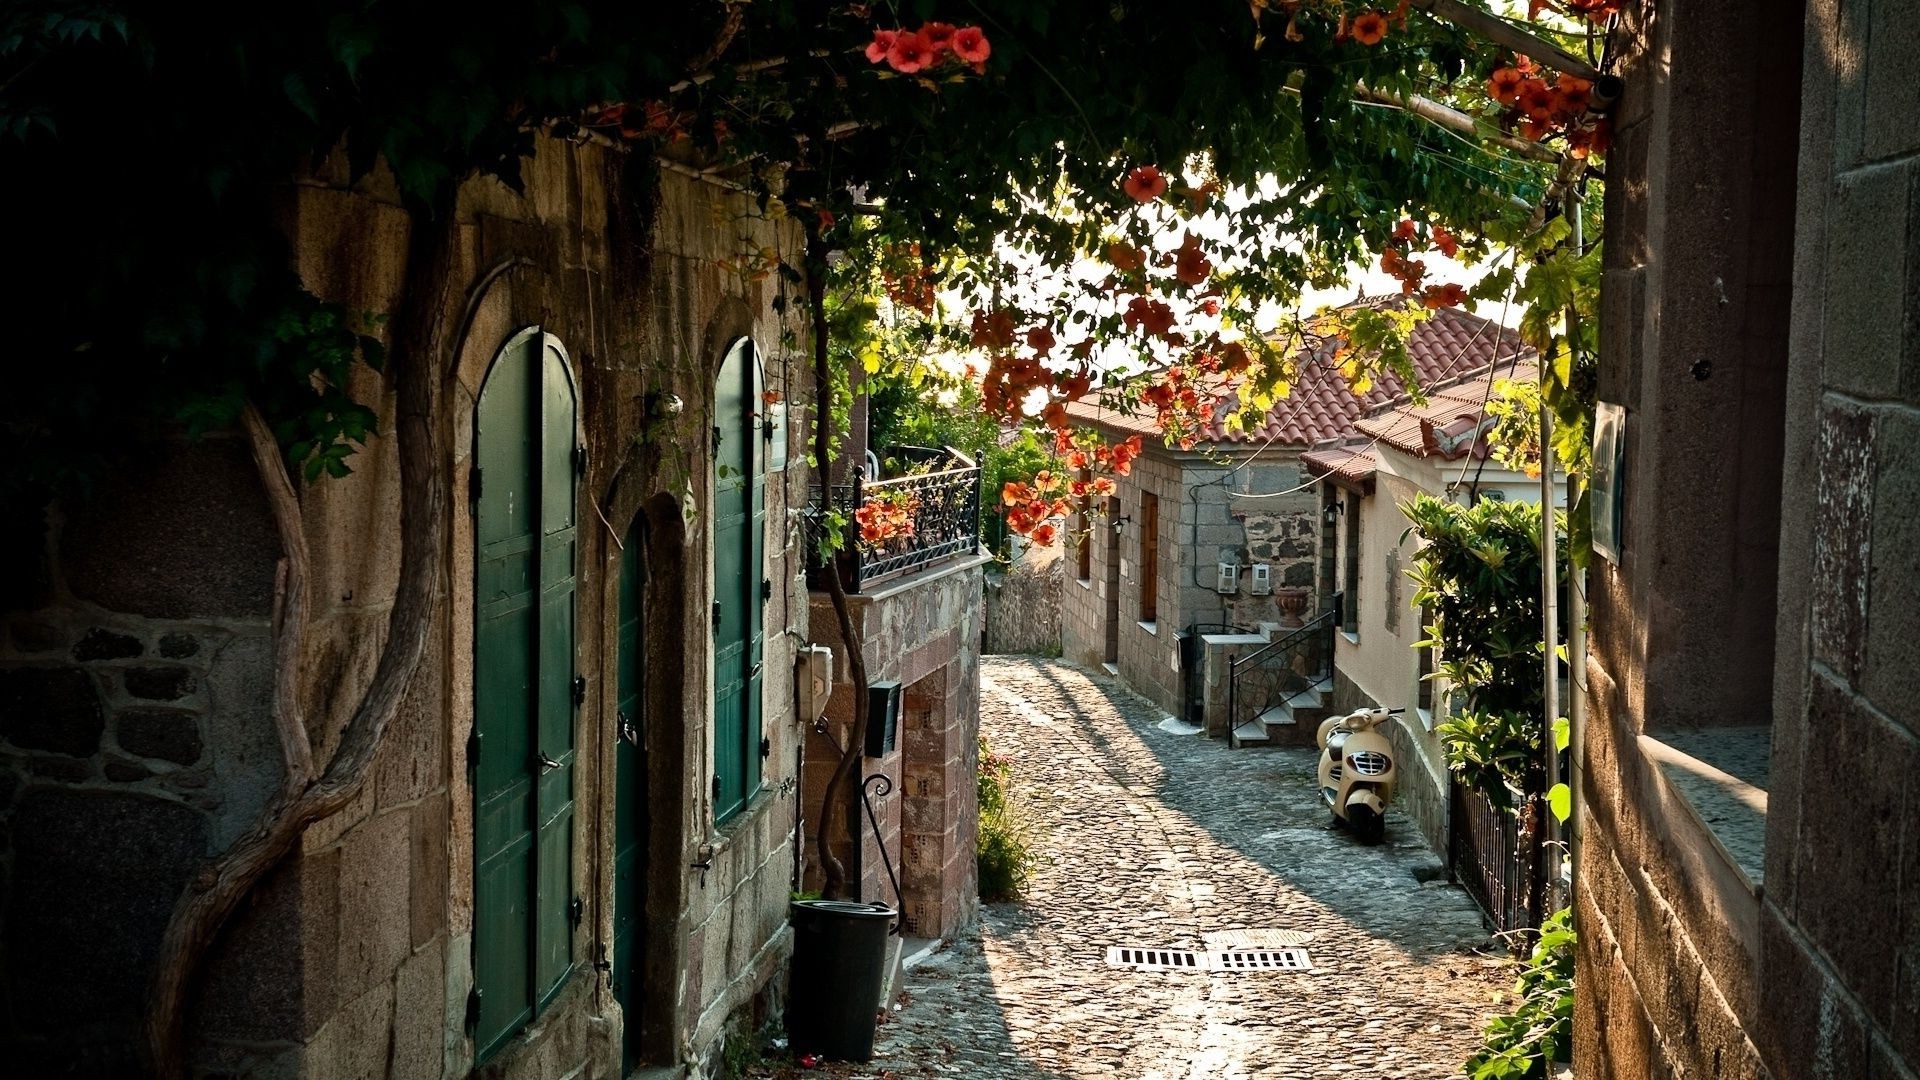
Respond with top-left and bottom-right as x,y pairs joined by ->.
785,900 -> 896,1061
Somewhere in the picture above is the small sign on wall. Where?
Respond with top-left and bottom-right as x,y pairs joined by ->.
767,401 -> 789,472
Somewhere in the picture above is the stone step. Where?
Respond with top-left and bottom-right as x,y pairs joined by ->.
1231,719 -> 1270,744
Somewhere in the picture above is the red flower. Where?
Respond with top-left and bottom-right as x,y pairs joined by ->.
919,22 -> 957,54
1106,242 -> 1146,272
1488,66 -> 1524,106
888,32 -> 934,73
953,26 -> 991,64
1432,225 -> 1459,258
1200,298 -> 1220,317
865,29 -> 897,64
1026,326 -> 1056,355
1029,522 -> 1059,547
1351,11 -> 1389,45
1174,234 -> 1213,285
1518,78 -> 1556,121
1393,218 -> 1418,242
1123,165 -> 1167,203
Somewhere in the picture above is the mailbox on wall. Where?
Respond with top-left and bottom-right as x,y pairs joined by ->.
865,679 -> 902,757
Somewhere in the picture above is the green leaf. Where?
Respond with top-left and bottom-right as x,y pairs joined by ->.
1548,782 -> 1570,823
1553,716 -> 1570,752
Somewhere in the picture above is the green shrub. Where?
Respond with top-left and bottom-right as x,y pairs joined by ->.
1464,907 -> 1576,1079
976,735 -> 1038,901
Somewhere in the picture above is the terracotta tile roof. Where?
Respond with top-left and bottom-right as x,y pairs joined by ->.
1300,440 -> 1379,488
1063,304 -> 1530,450
1354,358 -> 1538,461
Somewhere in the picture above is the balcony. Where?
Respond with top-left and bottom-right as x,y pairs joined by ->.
806,446 -> 984,594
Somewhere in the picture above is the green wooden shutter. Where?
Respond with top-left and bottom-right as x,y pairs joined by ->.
473,331 -> 578,1061
612,517 -> 647,1073
712,339 -> 765,822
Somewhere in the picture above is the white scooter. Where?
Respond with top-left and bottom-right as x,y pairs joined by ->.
1315,707 -> 1404,845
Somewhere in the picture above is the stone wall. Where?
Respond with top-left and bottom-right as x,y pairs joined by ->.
0,139 -> 810,1079
1571,0 -> 1920,1076
804,556 -> 986,940
983,539 -> 1063,656
1058,439 -> 1325,723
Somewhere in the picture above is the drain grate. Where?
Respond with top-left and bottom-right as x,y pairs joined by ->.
1210,947 -> 1314,971
1105,945 -> 1316,972
1106,946 -> 1205,971
1204,929 -> 1314,949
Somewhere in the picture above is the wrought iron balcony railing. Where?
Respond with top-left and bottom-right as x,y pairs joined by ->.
806,447 -> 983,593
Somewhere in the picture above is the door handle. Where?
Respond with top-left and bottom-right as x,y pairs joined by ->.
617,711 -> 639,746
538,752 -> 563,774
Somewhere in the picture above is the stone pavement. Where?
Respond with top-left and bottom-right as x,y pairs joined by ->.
855,657 -> 1509,1080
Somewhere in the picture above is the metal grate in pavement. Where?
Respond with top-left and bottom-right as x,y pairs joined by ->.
1106,946 -> 1205,971
1209,948 -> 1314,971
1204,929 -> 1314,949
1105,945 -> 1316,972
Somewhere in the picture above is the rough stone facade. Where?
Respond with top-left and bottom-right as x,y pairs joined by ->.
1059,435 -> 1324,721
982,540 -> 1063,657
1576,0 -> 1920,1077
0,139 -> 814,1078
803,556 -> 985,941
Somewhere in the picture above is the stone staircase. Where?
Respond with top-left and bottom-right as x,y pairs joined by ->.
1231,674 -> 1334,748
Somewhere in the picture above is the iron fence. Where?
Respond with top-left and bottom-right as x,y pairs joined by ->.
1448,781 -> 1546,941
806,448 -> 982,593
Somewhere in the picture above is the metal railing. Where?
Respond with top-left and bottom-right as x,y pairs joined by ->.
1449,782 -> 1546,941
806,447 -> 982,593
1225,595 -> 1340,744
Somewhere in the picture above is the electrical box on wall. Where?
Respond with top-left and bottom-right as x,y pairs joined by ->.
865,679 -> 902,757
1249,563 -> 1272,595
797,644 -> 833,721
1215,559 -> 1239,594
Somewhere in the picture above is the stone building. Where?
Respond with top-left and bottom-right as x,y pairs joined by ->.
1302,358 -> 1554,862
1575,0 -> 1920,1076
1058,305 -> 1525,727
0,132 -> 917,1079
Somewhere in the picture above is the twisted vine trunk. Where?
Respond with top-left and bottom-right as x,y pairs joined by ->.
803,224 -> 870,901
143,205 -> 455,1078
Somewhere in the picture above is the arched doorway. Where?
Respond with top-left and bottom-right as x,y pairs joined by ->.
711,337 -> 767,822
611,514 -> 649,1072
471,328 -> 580,1062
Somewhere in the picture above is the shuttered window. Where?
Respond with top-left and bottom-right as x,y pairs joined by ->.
1140,493 -> 1159,624
472,329 -> 579,1061
712,338 -> 767,823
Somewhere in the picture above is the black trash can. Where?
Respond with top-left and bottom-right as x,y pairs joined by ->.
786,900 -> 895,1061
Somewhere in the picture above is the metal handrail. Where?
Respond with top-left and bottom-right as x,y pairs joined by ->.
805,449 -> 982,593
1225,598 -> 1340,743
1229,606 -> 1338,674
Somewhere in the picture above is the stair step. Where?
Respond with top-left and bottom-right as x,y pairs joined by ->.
1257,705 -> 1296,726
1232,719 -> 1270,743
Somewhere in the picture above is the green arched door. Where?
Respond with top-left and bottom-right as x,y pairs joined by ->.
472,329 -> 579,1061
712,338 -> 766,822
612,515 -> 648,1072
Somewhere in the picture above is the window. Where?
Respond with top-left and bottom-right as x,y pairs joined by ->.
1342,491 -> 1361,635
1139,492 -> 1159,625
1076,469 -> 1092,582
711,338 -> 767,824
472,329 -> 580,1061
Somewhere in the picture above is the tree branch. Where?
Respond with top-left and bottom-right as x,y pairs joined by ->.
144,206 -> 455,1079
804,222 -> 870,901
241,402 -> 314,788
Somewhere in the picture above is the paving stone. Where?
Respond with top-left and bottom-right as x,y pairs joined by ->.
854,657 -> 1508,1079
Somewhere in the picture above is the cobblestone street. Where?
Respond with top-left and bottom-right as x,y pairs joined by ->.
860,657 -> 1509,1079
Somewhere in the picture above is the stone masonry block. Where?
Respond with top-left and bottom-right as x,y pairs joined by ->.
392,937 -> 447,1080
1822,163 -> 1910,399
1864,1 -> 1920,161
72,628 -> 142,661
0,666 -> 104,757
336,807 -> 414,1003
1862,407 -> 1920,733
115,707 -> 203,764
1810,402 -> 1875,684
411,796 -> 450,948
196,846 -> 341,1043
1794,675 -> 1911,1024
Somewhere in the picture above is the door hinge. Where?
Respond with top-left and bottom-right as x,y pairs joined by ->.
712,425 -> 723,453
464,986 -> 482,1033
466,729 -> 480,772
712,774 -> 722,803
712,601 -> 723,628
761,578 -> 773,601
572,675 -> 587,706
467,464 -> 482,510
570,895 -> 585,927
573,443 -> 587,477
760,736 -> 772,759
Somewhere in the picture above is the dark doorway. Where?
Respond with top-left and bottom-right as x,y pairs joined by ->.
612,515 -> 649,1072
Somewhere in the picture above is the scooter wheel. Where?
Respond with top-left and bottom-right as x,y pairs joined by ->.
1349,804 -> 1385,846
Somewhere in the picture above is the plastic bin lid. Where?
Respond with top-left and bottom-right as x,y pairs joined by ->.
791,900 -> 896,919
